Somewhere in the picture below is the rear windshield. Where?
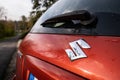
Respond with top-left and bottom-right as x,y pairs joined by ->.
31,0 -> 120,36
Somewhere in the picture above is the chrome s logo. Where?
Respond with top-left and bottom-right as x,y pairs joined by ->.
65,39 -> 91,61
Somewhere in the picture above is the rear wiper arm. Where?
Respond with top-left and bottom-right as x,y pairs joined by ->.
42,10 -> 97,26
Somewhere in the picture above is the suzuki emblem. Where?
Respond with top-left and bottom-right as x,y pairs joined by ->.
65,39 -> 91,61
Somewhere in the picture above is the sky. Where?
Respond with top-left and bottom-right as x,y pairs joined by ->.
0,0 -> 33,21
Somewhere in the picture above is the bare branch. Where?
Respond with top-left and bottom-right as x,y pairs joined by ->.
0,7 -> 6,19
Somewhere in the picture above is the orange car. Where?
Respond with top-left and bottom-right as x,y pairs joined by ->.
15,0 -> 120,80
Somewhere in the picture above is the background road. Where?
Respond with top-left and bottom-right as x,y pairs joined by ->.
0,36 -> 19,79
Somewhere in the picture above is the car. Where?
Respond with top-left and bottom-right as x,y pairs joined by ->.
15,0 -> 120,80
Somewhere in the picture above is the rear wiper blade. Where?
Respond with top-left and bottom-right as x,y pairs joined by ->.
42,10 -> 97,26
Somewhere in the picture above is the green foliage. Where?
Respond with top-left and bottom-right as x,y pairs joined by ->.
32,0 -> 56,10
0,20 -> 15,39
29,0 -> 57,25
4,21 -> 15,36
32,0 -> 40,10
17,15 -> 31,33
28,11 -> 42,27
0,21 -> 5,38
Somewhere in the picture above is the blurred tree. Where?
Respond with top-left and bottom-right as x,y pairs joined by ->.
22,15 -> 27,22
4,20 -> 15,36
28,10 -> 42,27
0,21 -> 5,38
29,0 -> 57,25
31,0 -> 57,11
21,15 -> 27,31
0,7 -> 5,19
0,20 -> 15,38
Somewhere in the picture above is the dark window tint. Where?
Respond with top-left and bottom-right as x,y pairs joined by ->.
31,0 -> 120,36
39,0 -> 120,24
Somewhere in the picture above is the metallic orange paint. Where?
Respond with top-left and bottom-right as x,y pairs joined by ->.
24,55 -> 86,80
17,33 -> 120,80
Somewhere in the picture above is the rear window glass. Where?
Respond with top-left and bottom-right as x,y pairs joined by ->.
31,0 -> 120,36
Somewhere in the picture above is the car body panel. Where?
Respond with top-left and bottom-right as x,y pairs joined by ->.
19,33 -> 120,80
23,55 -> 86,80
